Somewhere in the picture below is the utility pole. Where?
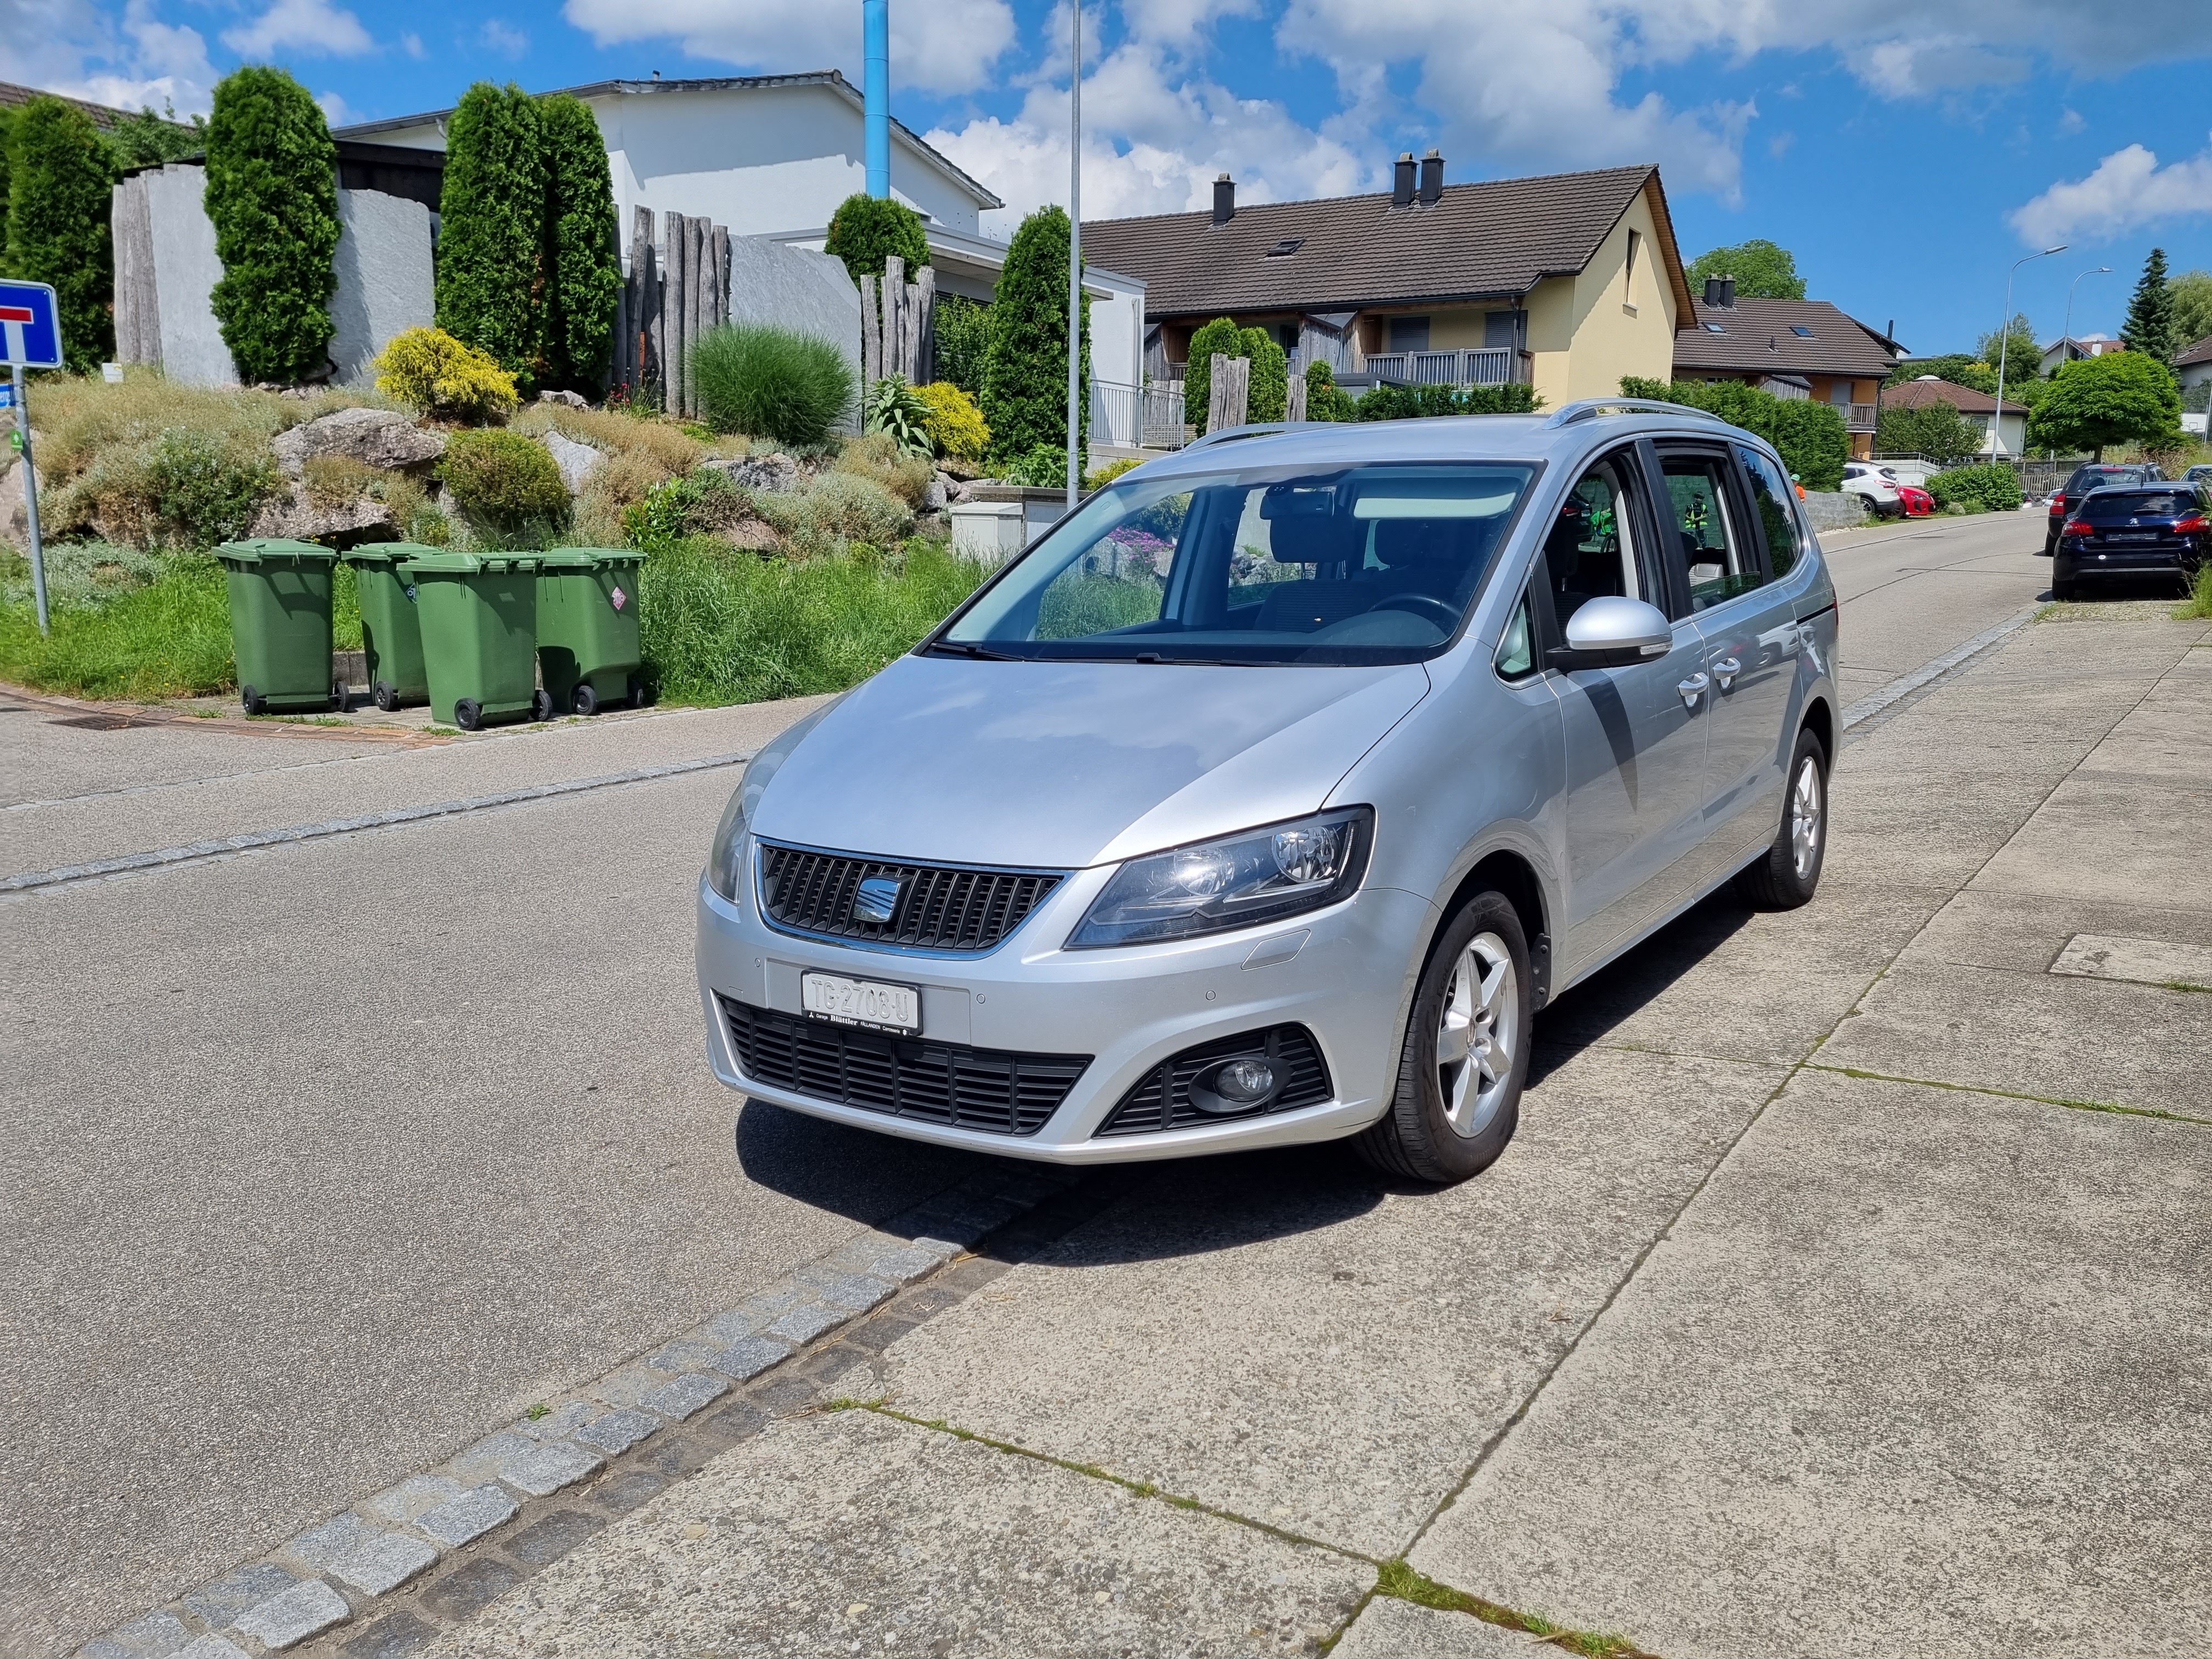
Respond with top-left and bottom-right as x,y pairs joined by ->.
1065,0 -> 1082,511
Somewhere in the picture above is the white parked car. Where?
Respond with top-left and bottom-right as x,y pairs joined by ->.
1841,461 -> 1903,517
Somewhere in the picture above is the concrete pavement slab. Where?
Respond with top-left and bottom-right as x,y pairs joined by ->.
2051,932 -> 2212,989
880,1048 -> 1786,1560
1409,1069 -> 2212,1659
1332,1598 -> 1549,1658
1970,778 -> 2212,915
1900,888 -> 2212,976
420,1409 -> 1373,1659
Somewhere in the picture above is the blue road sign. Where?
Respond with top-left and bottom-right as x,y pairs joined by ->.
0,281 -> 64,369
0,383 -> 15,408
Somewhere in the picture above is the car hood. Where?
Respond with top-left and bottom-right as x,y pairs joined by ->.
750,654 -> 1431,869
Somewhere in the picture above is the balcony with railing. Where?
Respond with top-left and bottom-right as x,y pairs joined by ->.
1358,347 -> 1517,387
1845,402 -> 1877,433
1092,380 -> 1191,450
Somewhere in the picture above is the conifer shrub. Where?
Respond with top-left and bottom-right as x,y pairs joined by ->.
823,193 -> 931,281
980,206 -> 1088,463
7,97 -> 115,368
374,326 -> 520,422
538,94 -> 621,394
437,83 -> 547,388
204,67 -> 341,384
1304,360 -> 1357,422
690,323 -> 856,446
931,295 -> 990,394
1182,317 -> 1242,432
437,428 -> 568,535
1237,325 -> 1289,424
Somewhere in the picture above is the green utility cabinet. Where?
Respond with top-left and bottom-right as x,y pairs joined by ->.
535,549 -> 645,715
341,544 -> 433,711
400,551 -> 551,730
217,539 -> 339,714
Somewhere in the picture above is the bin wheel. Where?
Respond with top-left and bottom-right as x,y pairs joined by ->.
571,682 -> 599,716
241,685 -> 266,715
371,680 -> 398,713
531,689 -> 557,722
331,679 -> 346,713
627,673 -> 650,709
454,698 -> 483,731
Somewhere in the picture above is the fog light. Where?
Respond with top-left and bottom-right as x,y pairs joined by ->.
1190,1056 -> 1279,1116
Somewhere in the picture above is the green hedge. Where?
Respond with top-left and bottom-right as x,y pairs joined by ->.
932,294 -> 990,395
1926,463 -> 2022,515
1355,382 -> 1540,420
7,97 -> 115,369
437,83 -> 547,389
538,94 -> 622,394
1304,360 -> 1358,422
1620,376 -> 1848,491
204,67 -> 341,385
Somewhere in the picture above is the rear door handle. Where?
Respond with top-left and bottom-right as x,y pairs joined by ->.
1711,656 -> 1741,689
1677,671 -> 1709,709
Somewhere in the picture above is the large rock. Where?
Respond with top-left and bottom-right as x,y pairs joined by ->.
701,453 -> 800,495
249,482 -> 395,543
272,407 -> 446,476
540,431 -> 604,495
329,189 -> 436,387
538,389 -> 589,410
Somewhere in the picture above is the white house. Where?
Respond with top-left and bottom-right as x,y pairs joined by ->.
335,72 -> 1154,449
2038,332 -> 2124,376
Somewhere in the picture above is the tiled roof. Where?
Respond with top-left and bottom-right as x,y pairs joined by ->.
1672,296 -> 1899,379
1077,164 -> 1689,319
1883,377 -> 2002,414
0,79 -> 148,128
2176,333 -> 2212,368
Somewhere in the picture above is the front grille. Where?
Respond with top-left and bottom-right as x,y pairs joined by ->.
758,842 -> 1063,953
719,996 -> 1088,1137
1095,1024 -> 1333,1137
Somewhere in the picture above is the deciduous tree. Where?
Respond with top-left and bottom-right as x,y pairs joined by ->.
2169,268 -> 2212,354
2026,351 -> 2181,459
1686,238 -> 1805,300
1974,312 -> 2040,385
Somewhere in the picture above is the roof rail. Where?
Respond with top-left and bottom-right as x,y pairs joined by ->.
1544,397 -> 1729,429
1180,421 -> 1332,452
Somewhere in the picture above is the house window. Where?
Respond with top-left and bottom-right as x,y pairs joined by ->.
1388,317 -> 1430,353
1624,228 -> 1642,295
1483,311 -> 1520,351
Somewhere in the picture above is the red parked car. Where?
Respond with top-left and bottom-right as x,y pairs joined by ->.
1898,483 -> 1935,516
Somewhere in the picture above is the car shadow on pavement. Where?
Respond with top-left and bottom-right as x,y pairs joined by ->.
733,1099 -> 1009,1225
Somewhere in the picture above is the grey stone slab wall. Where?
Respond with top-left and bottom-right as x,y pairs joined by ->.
140,163 -> 236,387
726,235 -> 862,431
1801,490 -> 1869,533
330,188 -> 435,387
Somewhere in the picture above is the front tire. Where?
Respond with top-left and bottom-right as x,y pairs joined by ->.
1354,891 -> 1532,1185
1736,726 -> 1828,909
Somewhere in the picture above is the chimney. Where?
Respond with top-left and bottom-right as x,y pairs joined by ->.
1702,277 -> 1722,307
1418,148 -> 1443,205
1212,173 -> 1235,225
1719,275 -> 1737,308
1392,152 -> 1415,208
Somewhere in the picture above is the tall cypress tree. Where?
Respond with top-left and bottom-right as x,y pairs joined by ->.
7,97 -> 115,368
979,205 -> 1088,462
537,94 -> 620,395
204,67 -> 341,384
2120,247 -> 2176,369
436,82 -> 546,390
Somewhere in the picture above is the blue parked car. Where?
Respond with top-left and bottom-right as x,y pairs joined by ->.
2053,482 -> 2211,600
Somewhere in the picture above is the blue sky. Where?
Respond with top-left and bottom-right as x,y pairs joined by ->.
12,0 -> 2212,356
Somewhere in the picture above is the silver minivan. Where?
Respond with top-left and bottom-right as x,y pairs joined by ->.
698,401 -> 1839,1183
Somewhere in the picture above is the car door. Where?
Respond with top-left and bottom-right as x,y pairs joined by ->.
1539,443 -> 1712,974
1653,442 -> 1803,878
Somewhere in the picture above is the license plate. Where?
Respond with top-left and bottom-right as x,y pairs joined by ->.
2107,532 -> 2158,543
800,970 -> 921,1034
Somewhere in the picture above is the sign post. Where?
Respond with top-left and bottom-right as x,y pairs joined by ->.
0,280 -> 65,635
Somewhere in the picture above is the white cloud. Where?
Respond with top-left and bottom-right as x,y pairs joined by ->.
479,19 -> 528,57
221,0 -> 375,59
2011,138 -> 2212,246
400,31 -> 424,60
2057,107 -> 2085,136
560,0 -> 1017,96
315,88 -> 356,126
0,0 -> 218,116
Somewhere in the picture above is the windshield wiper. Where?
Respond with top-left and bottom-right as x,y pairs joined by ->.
923,640 -> 1020,661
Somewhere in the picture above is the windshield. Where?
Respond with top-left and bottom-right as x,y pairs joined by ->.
934,461 -> 1539,665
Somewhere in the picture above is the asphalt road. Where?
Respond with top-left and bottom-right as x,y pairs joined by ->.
0,506 -> 2062,1657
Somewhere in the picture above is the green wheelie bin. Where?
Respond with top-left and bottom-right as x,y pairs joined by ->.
535,549 -> 645,715
341,544 -> 432,712
217,539 -> 340,714
401,551 -> 553,731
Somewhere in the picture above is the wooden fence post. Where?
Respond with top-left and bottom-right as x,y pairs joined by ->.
883,255 -> 906,381
713,224 -> 731,329
686,215 -> 708,416
1285,369 -> 1307,423
915,264 -> 936,385
635,207 -> 659,407
860,274 -> 881,386
1208,353 -> 1251,432
664,211 -> 686,418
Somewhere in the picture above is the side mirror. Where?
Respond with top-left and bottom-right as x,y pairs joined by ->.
1549,596 -> 1673,670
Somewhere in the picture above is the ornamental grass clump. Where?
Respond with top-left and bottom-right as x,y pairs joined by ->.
691,324 -> 856,447
437,428 -> 569,540
834,431 -> 935,510
375,326 -> 521,423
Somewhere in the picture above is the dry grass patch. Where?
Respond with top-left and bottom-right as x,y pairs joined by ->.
833,430 -> 935,510
31,371 -> 383,486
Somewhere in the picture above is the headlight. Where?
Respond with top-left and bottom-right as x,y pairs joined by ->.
1068,806 -> 1373,949
706,771 -> 752,903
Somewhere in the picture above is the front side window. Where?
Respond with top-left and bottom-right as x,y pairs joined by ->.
1494,590 -> 1537,680
938,461 -> 1540,667
1736,445 -> 1806,576
1541,458 -> 1641,628
1660,454 -> 1763,612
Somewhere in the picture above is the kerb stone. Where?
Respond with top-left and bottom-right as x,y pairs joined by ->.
232,1579 -> 350,1648
416,1483 -> 520,1548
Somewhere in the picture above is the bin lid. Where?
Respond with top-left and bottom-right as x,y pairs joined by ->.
342,540 -> 447,568
217,538 -> 337,566
537,548 -> 644,570
397,551 -> 543,576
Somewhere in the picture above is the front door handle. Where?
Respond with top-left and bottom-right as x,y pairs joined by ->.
1711,656 -> 1741,690
1677,670 -> 1709,709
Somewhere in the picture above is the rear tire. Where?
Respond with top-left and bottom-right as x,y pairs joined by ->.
1353,890 -> 1531,1186
2052,575 -> 2078,601
1735,726 -> 1828,909
371,680 -> 398,712
531,689 -> 556,722
571,682 -> 599,716
241,685 -> 265,715
453,697 -> 482,731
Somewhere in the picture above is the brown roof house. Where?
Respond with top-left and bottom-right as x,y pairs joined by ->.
1080,154 -> 1694,411
2176,334 -> 2212,428
1671,285 -> 1904,458
1881,376 -> 2030,459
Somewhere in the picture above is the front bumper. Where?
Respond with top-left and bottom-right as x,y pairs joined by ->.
694,859 -> 1436,1163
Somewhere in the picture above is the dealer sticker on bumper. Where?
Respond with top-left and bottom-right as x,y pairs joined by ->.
800,970 -> 921,1034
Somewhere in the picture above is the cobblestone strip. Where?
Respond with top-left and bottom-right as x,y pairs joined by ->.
73,1165 -> 1116,1659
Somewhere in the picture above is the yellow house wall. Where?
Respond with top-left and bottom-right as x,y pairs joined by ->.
1524,187 -> 1680,408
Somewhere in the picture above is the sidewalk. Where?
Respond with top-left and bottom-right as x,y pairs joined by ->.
193,607 -> 2212,1658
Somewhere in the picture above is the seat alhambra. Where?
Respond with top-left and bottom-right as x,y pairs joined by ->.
698,401 -> 1840,1184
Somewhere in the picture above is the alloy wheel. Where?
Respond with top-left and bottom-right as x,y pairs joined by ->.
1790,755 -> 1824,881
1437,931 -> 1518,1138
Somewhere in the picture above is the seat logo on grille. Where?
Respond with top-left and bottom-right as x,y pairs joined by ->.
851,876 -> 904,925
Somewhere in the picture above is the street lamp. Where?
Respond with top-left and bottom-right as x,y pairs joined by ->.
1991,245 -> 2064,456
2063,265 -> 2111,368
